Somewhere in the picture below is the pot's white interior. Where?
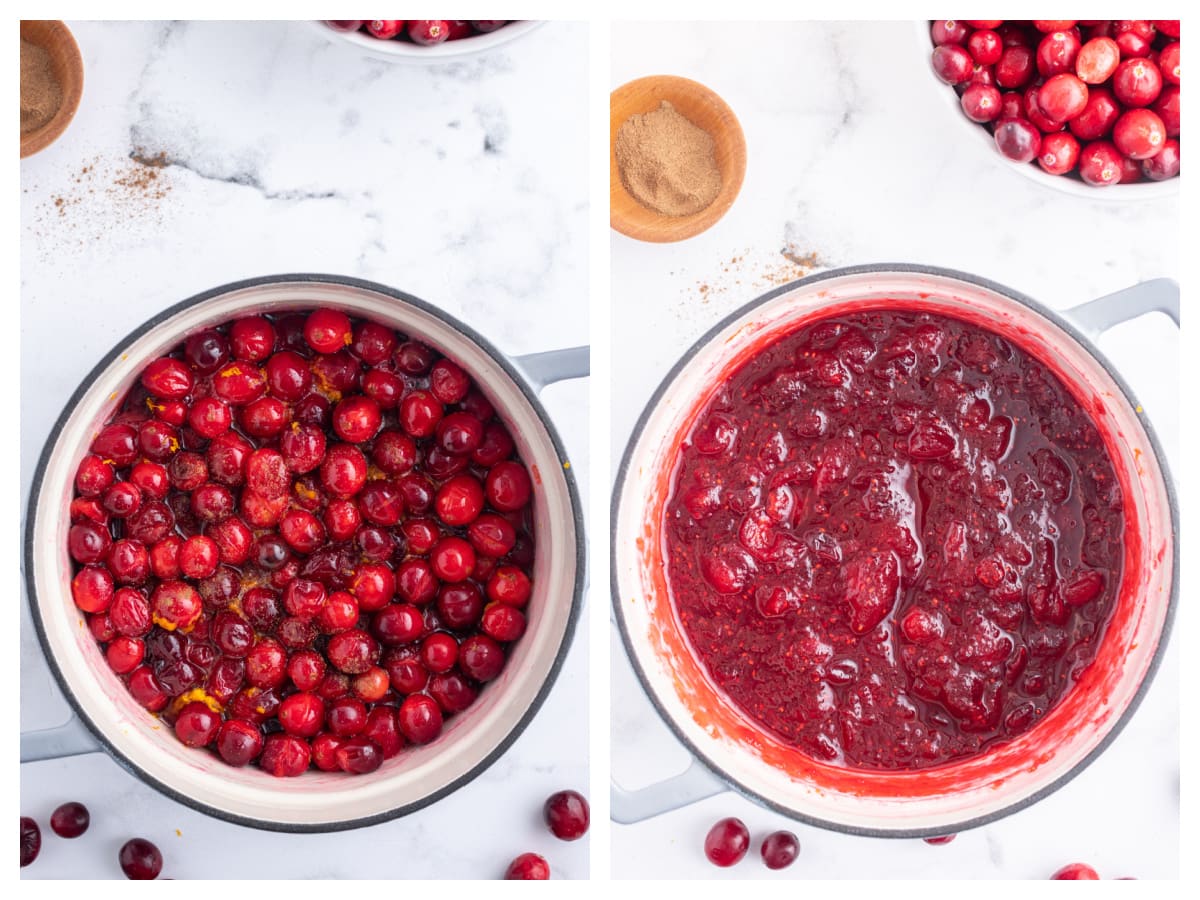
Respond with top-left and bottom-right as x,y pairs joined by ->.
615,269 -> 1173,832
31,279 -> 578,828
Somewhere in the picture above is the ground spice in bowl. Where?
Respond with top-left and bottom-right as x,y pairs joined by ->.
615,101 -> 721,217
21,38 -> 63,135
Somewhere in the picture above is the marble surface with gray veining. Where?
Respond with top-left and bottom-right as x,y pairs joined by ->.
611,20 -> 1178,880
21,20 -> 589,880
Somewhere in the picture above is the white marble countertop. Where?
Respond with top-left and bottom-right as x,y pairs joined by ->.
21,20 -> 589,879
610,21 -> 1179,880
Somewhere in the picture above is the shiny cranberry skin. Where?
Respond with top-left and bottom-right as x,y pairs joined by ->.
75,454 -> 115,496
995,44 -> 1035,88
505,852 -> 549,880
106,636 -> 145,673
362,706 -> 404,758
347,321 -> 396,364
1113,57 -> 1163,107
426,672 -> 474,714
1153,86 -> 1180,138
324,696 -> 367,737
436,583 -> 484,630
931,44 -> 974,84
169,451 -> 208,491
384,649 -> 429,694
150,580 -> 202,630
930,20 -> 969,46
280,423 -> 326,474
1051,863 -> 1100,880
119,837 -> 163,880
464,515 -> 514,559
409,20 -> 450,45
960,83 -> 1002,122
212,361 -> 267,405
311,733 -> 344,771
543,790 -> 589,841
433,474 -> 484,528
482,603 -> 527,642
486,461 -> 533,511
246,637 -> 288,689
128,665 -> 168,710
346,564 -> 392,612
1038,73 -> 1088,122
964,28 -> 1001,65
1142,139 -> 1180,180
755,830 -> 800,869
398,694 -> 443,744
229,316 -> 276,361
334,736 -> 383,774
430,537 -> 476,583
705,817 -> 751,867
1069,86 -> 1121,140
320,443 -> 368,498
259,733 -> 311,777
419,632 -> 459,674
68,521 -> 111,564
184,329 -> 229,373
394,558 -> 438,605
459,634 -> 505,682
1158,42 -> 1180,86
1113,109 -> 1167,160
1075,36 -> 1119,84
372,603 -> 425,645
49,801 -> 90,839
317,591 -> 360,633
398,390 -> 444,439
140,357 -> 193,400
487,567 -> 529,610
261,350 -> 310,401
333,395 -> 382,443
1037,29 -> 1081,76
993,117 -> 1042,162
72,566 -> 114,613
278,692 -> 326,738
91,423 -> 138,466
365,19 -> 404,39
174,701 -> 220,747
358,481 -> 404,527
327,629 -> 379,674
215,719 -> 263,766
1079,140 -> 1124,185
924,834 -> 957,845
110,587 -> 152,636
21,816 -> 40,867
371,430 -> 417,475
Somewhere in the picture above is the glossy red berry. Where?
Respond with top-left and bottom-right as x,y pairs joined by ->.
761,830 -> 800,869
544,790 -> 590,840
119,837 -> 163,880
50,802 -> 90,838
705,817 -> 751,867
505,852 -> 550,880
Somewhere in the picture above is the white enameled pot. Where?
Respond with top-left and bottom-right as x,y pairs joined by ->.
611,264 -> 1176,836
23,274 -> 587,832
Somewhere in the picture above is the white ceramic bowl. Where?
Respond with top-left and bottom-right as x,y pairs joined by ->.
915,20 -> 1179,201
312,20 -> 543,63
26,274 -> 584,831
612,264 -> 1176,835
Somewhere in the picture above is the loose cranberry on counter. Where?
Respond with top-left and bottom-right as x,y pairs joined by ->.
20,817 -> 41,867
505,852 -> 550,880
119,837 -> 163,880
1051,863 -> 1101,880
704,817 -> 751,867
48,802 -> 90,839
924,834 -> 957,845
761,831 -> 800,869
544,790 -> 590,841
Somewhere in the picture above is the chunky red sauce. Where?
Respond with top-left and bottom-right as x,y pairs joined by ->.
664,309 -> 1123,770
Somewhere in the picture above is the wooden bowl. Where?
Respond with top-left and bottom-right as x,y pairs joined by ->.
610,75 -> 746,243
21,20 -> 84,159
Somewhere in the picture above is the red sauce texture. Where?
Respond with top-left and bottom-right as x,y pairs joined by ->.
664,309 -> 1123,769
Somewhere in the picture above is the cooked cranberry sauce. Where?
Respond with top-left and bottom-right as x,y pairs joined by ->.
665,309 -> 1123,769
70,311 -> 535,775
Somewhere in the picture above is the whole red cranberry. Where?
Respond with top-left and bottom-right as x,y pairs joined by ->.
1037,73 -> 1088,122
365,19 -> 404,39
960,83 -> 1002,122
398,694 -> 443,744
48,801 -> 90,840
1112,57 -> 1163,107
761,830 -> 800,869
1078,140 -> 1124,185
409,20 -> 450,45
335,736 -> 384,774
1051,863 -> 1100,880
505,852 -> 550,880
993,117 -> 1042,163
1142,139 -> 1180,181
705,817 -> 750,867
1037,131 -> 1081,174
544,790 -> 590,841
924,834 -> 957,845
21,816 -> 40,867
931,44 -> 974,84
119,837 -> 163,879
259,733 -> 311,777
1113,109 -> 1167,160
216,718 -> 264,766
995,45 -> 1035,88
1075,36 -> 1119,83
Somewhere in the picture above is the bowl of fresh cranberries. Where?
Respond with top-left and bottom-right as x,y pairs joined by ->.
25,274 -> 585,831
612,264 -> 1176,835
921,20 -> 1180,197
314,20 -> 542,62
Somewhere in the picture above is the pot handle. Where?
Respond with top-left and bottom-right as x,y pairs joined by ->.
514,346 -> 590,392
1066,278 -> 1179,338
612,759 -> 727,825
21,714 -> 100,763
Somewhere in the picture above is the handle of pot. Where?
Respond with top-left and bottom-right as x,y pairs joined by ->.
611,759 -> 727,824
21,714 -> 100,763
1066,278 -> 1179,338
514,346 -> 590,392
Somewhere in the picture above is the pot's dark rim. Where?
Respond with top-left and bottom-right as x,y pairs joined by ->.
24,273 -> 587,834
610,262 -> 1178,837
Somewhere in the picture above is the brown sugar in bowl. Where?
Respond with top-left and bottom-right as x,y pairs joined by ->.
610,75 -> 746,243
21,20 -> 84,159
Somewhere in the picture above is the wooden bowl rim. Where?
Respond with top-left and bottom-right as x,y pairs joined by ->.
610,74 -> 746,243
21,19 -> 84,159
